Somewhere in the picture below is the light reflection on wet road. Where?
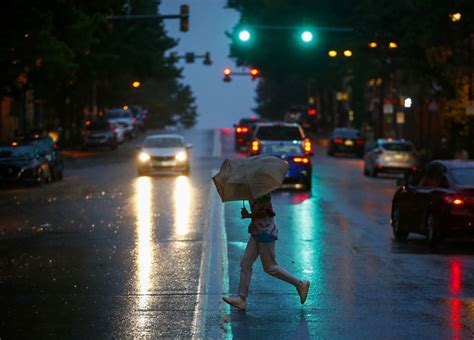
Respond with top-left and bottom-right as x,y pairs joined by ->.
1,129 -> 474,338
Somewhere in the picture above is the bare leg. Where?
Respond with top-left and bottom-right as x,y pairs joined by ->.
238,237 -> 259,298
258,241 -> 300,287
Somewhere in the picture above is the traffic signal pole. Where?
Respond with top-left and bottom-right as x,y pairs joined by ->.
107,5 -> 189,32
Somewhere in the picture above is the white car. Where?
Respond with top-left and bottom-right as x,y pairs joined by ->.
110,122 -> 125,143
105,108 -> 136,138
137,134 -> 192,176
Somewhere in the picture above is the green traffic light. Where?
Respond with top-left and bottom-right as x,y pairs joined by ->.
238,29 -> 251,42
301,31 -> 314,43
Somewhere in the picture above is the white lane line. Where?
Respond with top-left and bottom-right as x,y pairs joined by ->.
191,170 -> 230,339
212,129 -> 222,157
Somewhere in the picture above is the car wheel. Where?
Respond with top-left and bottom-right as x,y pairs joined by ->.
36,169 -> 45,186
392,206 -> 409,241
327,148 -> 334,156
363,164 -> 369,176
303,175 -> 312,190
426,212 -> 442,251
370,166 -> 378,178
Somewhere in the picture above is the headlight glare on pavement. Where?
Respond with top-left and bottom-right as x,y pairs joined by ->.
175,151 -> 187,162
139,152 -> 151,162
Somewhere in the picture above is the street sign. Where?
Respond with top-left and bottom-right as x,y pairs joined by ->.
396,111 -> 405,124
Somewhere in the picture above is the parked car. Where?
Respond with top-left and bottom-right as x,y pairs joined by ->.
391,160 -> 474,249
364,139 -> 418,177
327,128 -> 365,157
0,144 -> 51,186
258,142 -> 312,189
234,117 -> 260,151
249,122 -> 313,157
81,120 -> 118,150
105,108 -> 137,138
136,134 -> 192,176
12,133 -> 64,181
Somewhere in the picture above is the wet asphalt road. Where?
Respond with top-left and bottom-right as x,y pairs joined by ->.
1,128 -> 474,339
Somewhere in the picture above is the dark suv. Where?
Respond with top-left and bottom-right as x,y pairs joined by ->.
12,133 -> 64,181
81,120 -> 118,151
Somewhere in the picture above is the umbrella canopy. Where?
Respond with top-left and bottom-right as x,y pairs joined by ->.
212,156 -> 289,202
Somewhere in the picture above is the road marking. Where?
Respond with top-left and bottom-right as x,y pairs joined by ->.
192,169 -> 230,338
212,129 -> 222,157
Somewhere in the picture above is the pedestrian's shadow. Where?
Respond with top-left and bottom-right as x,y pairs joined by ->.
224,310 -> 310,339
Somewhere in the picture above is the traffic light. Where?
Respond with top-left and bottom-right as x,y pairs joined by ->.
223,68 -> 232,82
238,29 -> 251,42
249,67 -> 260,80
180,5 -> 189,32
300,31 -> 314,43
184,52 -> 195,63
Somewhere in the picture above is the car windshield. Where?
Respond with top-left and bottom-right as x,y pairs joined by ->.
87,121 -> 110,131
0,146 -> 35,159
260,144 -> 303,155
256,126 -> 303,140
333,129 -> 360,138
105,110 -> 131,119
382,143 -> 414,152
450,168 -> 474,186
143,137 -> 183,148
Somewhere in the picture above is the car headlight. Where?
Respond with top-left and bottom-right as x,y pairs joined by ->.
175,151 -> 187,162
138,152 -> 151,162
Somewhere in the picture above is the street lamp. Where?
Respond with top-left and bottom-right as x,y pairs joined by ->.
132,81 -> 141,88
388,42 -> 398,49
343,50 -> 353,57
328,50 -> 338,57
368,42 -> 378,48
450,12 -> 462,22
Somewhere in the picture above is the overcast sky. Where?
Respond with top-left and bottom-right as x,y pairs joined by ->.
159,0 -> 256,129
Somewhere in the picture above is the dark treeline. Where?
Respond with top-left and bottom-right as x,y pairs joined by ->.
0,0 -> 197,139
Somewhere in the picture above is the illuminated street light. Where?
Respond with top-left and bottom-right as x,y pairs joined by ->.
132,81 -> 141,88
301,31 -> 314,43
343,50 -> 353,57
450,12 -> 462,22
238,29 -> 251,42
328,50 -> 338,58
123,105 -> 129,110
388,42 -> 398,49
368,42 -> 378,48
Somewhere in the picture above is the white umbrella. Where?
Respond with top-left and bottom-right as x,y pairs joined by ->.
212,156 -> 289,202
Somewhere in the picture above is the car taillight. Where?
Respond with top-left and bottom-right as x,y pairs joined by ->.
356,139 -> 364,145
236,126 -> 249,133
293,157 -> 310,164
334,138 -> 343,144
109,124 -> 116,134
444,195 -> 465,206
303,139 -> 312,153
250,140 -> 260,154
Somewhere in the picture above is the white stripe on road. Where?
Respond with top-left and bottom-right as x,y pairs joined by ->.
191,173 -> 230,336
212,129 -> 222,157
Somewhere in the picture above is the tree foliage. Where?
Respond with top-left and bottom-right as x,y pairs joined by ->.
0,0 -> 197,131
